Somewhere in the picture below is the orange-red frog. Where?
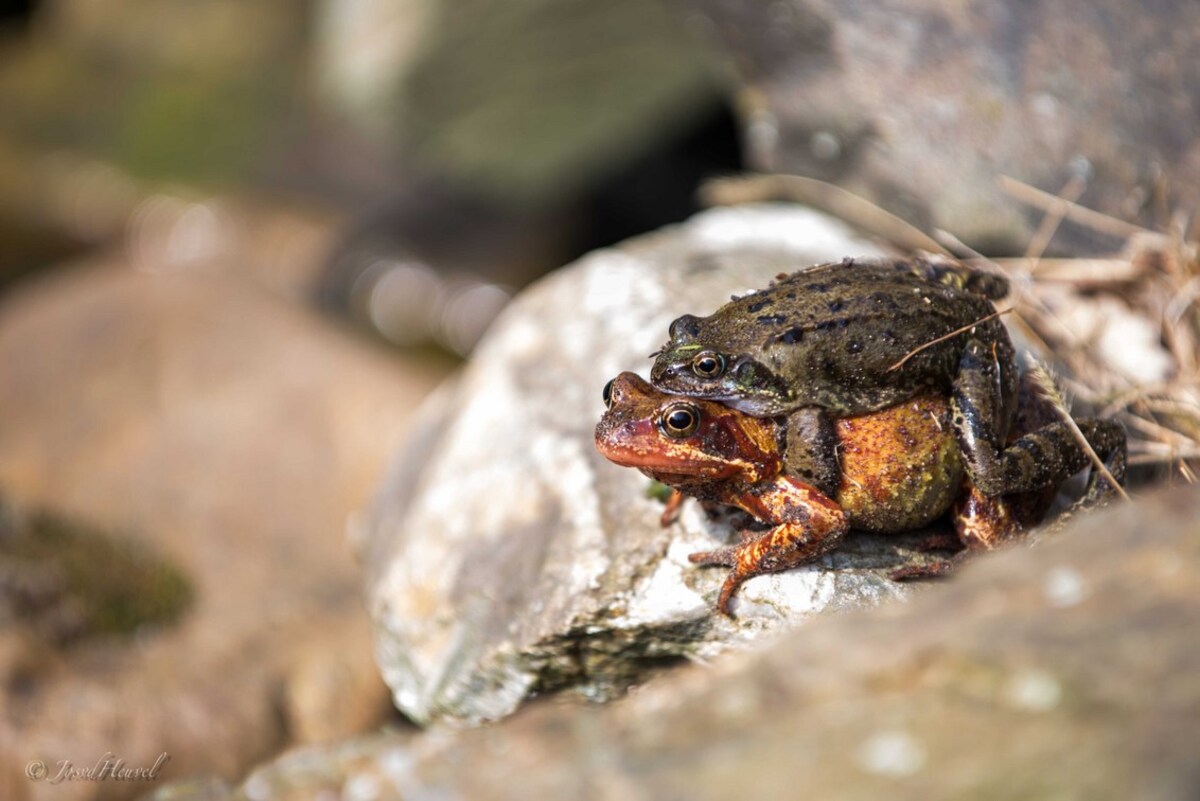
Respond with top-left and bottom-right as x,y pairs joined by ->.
595,372 -> 1040,615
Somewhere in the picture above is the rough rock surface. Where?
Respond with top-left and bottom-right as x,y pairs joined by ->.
685,0 -> 1200,255
189,486 -> 1200,801
0,259 -> 445,801
359,204 -> 999,725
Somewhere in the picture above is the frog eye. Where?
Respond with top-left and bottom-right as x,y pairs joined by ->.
602,378 -> 615,409
691,351 -> 726,378
659,403 -> 700,438
669,314 -> 701,340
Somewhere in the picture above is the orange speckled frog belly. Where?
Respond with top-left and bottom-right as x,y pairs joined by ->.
833,394 -> 963,532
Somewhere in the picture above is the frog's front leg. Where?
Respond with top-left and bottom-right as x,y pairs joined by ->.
782,406 -> 840,497
952,339 -> 1126,498
688,478 -> 848,615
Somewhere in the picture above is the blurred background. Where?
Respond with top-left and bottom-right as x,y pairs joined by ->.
3,0 -> 1197,354
0,3 -> 746,797
0,0 -> 743,355
1,1 -> 1197,799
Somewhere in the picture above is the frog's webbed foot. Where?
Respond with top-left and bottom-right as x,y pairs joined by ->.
952,339 -> 1127,499
690,529 -> 846,616
687,545 -> 744,615
688,550 -> 765,617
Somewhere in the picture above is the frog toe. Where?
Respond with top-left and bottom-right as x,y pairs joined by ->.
715,571 -> 748,617
687,545 -> 738,567
659,489 -> 685,527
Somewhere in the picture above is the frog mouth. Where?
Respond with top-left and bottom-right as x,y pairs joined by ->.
636,459 -> 739,480
594,439 -> 740,480
649,386 -> 779,417
648,365 -> 790,417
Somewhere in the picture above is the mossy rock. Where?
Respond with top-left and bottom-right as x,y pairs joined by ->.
0,505 -> 193,646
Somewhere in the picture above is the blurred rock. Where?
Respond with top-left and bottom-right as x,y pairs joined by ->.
214,485 -> 1200,801
1,1 -> 737,358
685,0 -> 1200,254
313,0 -> 741,355
0,0 -> 306,185
0,507 -> 193,648
283,621 -> 394,746
0,0 -> 724,248
0,258 -> 445,801
358,204 -> 996,725
139,777 -> 231,801
330,0 -> 720,204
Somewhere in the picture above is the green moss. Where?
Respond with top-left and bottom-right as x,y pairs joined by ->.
0,508 -> 193,646
644,481 -> 674,503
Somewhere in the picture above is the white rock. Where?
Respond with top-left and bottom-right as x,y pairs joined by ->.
360,204 -> 928,724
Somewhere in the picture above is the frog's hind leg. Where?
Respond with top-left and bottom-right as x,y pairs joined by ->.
960,414 -> 1127,499
895,365 -> 1126,583
952,339 -> 1127,499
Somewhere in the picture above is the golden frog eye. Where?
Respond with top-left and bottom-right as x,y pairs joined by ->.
691,351 -> 726,378
602,378 -> 615,409
659,403 -> 700,438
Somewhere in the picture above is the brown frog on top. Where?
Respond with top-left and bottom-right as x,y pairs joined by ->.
595,372 -> 1121,615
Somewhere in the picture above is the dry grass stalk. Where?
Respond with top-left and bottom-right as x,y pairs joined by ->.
1024,174 -> 1088,264
886,308 -> 1013,372
1026,358 -> 1131,501
994,178 -> 1200,485
701,174 -> 952,256
997,174 -> 1159,242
